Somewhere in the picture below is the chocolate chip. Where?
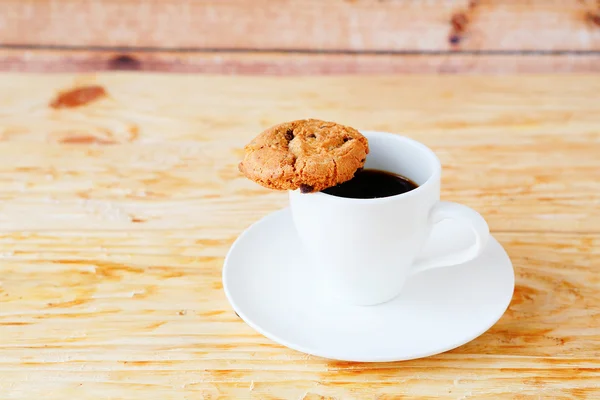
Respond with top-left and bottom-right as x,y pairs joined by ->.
343,137 -> 351,143
360,158 -> 366,163
299,184 -> 314,193
284,129 -> 294,141
308,133 -> 316,139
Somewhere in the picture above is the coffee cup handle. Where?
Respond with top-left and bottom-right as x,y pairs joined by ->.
410,201 -> 490,276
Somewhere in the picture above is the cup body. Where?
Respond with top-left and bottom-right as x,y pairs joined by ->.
289,131 -> 442,305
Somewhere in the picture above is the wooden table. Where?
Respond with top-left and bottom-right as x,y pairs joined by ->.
0,74 -> 599,399
2,0 -> 600,74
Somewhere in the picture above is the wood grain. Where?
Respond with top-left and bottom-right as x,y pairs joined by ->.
2,0 -> 600,51
0,74 -> 599,398
1,49 -> 600,74
0,74 -> 599,232
2,0 -> 600,74
1,232 -> 599,399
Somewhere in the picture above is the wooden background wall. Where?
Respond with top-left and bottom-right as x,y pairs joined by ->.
1,0 -> 600,74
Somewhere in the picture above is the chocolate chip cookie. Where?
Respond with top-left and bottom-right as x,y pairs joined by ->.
238,119 -> 369,192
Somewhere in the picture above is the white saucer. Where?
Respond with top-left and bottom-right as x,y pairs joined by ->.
223,208 -> 514,362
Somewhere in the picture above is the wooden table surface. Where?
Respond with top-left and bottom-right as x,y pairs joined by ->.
0,73 -> 599,399
2,0 -> 600,74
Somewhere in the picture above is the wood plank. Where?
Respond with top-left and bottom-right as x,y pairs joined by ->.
0,74 -> 598,232
0,74 -> 598,398
1,0 -> 600,52
1,231 -> 599,399
1,49 -> 600,74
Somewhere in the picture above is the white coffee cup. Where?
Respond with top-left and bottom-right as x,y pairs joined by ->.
289,131 -> 489,306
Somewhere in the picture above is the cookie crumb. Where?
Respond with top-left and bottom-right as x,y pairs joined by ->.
299,184 -> 314,193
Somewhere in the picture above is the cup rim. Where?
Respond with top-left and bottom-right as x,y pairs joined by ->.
301,131 -> 442,203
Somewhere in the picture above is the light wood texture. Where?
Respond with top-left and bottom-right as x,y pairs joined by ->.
0,74 -> 599,399
2,0 -> 600,74
1,49 -> 600,74
2,0 -> 600,51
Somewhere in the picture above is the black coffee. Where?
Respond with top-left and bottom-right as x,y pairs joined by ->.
322,169 -> 418,199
